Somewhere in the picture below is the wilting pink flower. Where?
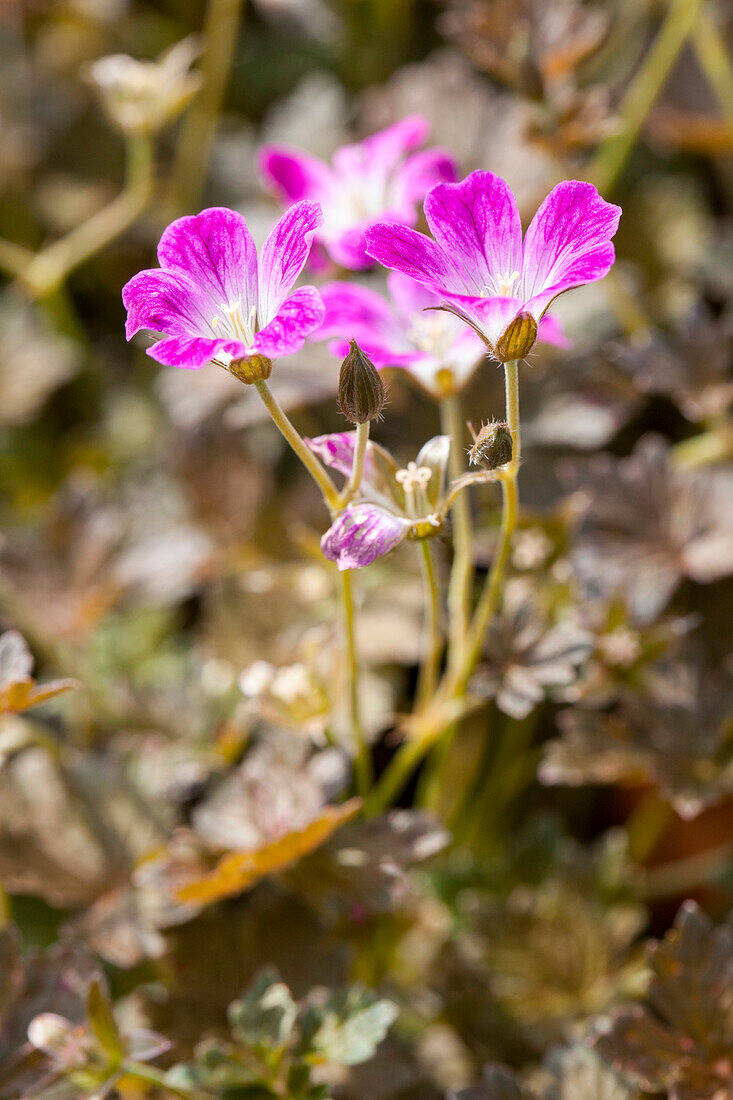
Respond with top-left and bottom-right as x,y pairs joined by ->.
258,116 -> 456,271
365,171 -> 621,359
306,432 -> 450,570
317,272 -> 566,398
122,204 -> 325,370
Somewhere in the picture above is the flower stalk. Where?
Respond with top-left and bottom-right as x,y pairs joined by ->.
341,420 -> 370,505
416,540 -> 442,711
367,360 -> 521,814
12,133 -> 154,300
254,380 -> 340,511
441,394 -> 473,672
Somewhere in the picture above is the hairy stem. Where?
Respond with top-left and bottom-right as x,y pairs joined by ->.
254,379 -> 340,509
441,393 -> 473,671
590,0 -> 705,193
416,540 -> 442,710
341,569 -> 372,796
168,0 -> 246,214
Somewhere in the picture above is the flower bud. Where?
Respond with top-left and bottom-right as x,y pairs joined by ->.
338,340 -> 386,424
229,354 -> 272,384
469,421 -> 513,470
494,311 -> 537,363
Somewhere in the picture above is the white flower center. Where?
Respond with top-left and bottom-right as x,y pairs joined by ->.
598,627 -> 642,668
395,462 -> 432,493
407,312 -> 453,357
483,271 -> 521,298
211,298 -> 257,344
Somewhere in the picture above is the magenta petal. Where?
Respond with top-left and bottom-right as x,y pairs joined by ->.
521,180 -> 621,311
318,282 -> 404,345
157,207 -> 258,316
386,270 -> 443,319
365,223 -> 457,292
147,336 -> 247,370
122,268 -> 211,341
537,313 -> 571,348
443,294 -> 523,348
333,116 -> 428,180
396,149 -> 457,206
257,146 -> 332,203
424,171 -> 523,297
321,504 -> 408,570
257,201 -> 324,325
252,285 -> 324,359
306,432 -> 364,479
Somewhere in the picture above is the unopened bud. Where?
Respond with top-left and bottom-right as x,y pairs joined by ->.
338,340 -> 386,424
229,354 -> 272,384
494,311 -> 537,363
469,421 -> 513,470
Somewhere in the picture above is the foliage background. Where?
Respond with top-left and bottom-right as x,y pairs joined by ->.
0,1 -> 732,1098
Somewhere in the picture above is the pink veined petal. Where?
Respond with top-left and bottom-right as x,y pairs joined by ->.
122,268 -> 213,341
156,207 -> 258,319
386,270 -> 443,321
524,242 -> 617,321
520,180 -> 621,306
395,148 -> 458,207
321,504 -> 408,570
332,115 -> 429,179
251,285 -> 324,359
147,336 -> 248,370
325,226 -> 376,271
257,201 -> 324,325
424,171 -> 523,297
440,294 -> 524,348
327,338 -> 424,370
537,312 -> 571,348
365,223 -> 459,293
257,146 -> 333,204
306,432 -> 368,480
318,281 -> 406,347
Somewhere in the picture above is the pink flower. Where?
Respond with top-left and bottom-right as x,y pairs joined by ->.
258,116 -> 456,271
365,171 -> 621,359
317,271 -> 566,398
306,432 -> 450,570
122,204 -> 325,370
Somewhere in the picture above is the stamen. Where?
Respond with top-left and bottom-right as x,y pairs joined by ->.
396,461 -> 433,493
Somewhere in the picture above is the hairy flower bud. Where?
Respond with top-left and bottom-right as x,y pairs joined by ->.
229,354 -> 272,384
494,311 -> 537,363
469,421 -> 513,470
338,340 -> 386,424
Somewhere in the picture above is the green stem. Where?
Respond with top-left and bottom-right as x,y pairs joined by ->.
341,569 -> 372,796
254,379 -> 340,509
416,540 -> 442,710
341,420 -> 370,504
168,0 -> 246,214
368,361 -> 521,813
590,0 -> 705,193
441,394 -> 473,671
20,134 -> 154,299
0,883 -> 12,925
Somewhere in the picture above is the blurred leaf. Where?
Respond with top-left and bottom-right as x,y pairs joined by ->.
229,968 -> 298,1050
86,979 -> 122,1062
594,901 -> 733,1100
176,800 -> 361,904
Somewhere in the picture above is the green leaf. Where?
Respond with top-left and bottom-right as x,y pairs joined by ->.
303,987 -> 398,1066
228,968 -> 298,1050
